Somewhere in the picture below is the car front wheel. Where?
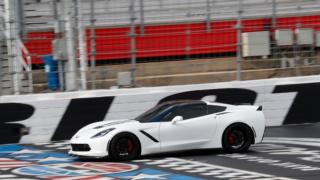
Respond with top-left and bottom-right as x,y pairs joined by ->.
222,123 -> 253,153
108,132 -> 141,161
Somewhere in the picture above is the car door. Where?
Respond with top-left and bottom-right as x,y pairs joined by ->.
159,104 -> 217,152
137,104 -> 178,154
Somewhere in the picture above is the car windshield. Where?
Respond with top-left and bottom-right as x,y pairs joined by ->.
135,103 -> 175,123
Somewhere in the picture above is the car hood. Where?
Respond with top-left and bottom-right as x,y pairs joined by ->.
72,119 -> 138,139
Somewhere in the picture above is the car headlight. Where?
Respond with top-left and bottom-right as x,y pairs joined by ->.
91,128 -> 115,139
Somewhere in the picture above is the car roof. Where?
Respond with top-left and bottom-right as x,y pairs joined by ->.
159,100 -> 233,108
159,100 -> 205,106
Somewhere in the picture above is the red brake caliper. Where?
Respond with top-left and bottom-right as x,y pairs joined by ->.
228,133 -> 235,145
127,139 -> 134,153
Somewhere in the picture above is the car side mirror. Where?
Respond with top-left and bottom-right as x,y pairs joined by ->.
172,116 -> 183,124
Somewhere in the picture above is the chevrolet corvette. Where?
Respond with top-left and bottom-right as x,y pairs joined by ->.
69,100 -> 265,160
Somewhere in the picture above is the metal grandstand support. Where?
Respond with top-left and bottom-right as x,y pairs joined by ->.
4,0 -> 22,94
206,0 -> 211,32
15,0 -> 25,40
130,0 -> 137,87
5,0 -> 320,93
62,0 -> 78,91
52,0 -> 66,91
271,0 -> 278,61
77,0 -> 88,90
0,8 -> 5,95
1,0 -> 34,95
272,0 -> 277,30
89,0 -> 96,90
236,0 -> 243,81
3,0 -> 33,95
139,0 -> 145,36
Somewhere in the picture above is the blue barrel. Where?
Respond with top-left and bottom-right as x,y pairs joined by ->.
43,55 -> 60,90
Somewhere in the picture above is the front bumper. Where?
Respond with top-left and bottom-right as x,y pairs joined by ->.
68,150 -> 108,158
69,137 -> 109,158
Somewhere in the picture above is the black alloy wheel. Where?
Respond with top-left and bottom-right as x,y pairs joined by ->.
222,123 -> 253,153
109,132 -> 140,161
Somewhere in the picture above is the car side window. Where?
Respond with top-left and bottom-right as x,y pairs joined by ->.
208,105 -> 226,114
175,104 -> 207,120
149,105 -> 180,123
161,106 -> 178,122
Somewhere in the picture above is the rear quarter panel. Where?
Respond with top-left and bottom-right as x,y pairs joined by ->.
209,108 -> 265,148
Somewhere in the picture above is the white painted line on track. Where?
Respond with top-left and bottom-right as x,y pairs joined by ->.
134,158 -> 297,180
263,138 -> 320,147
264,137 -> 320,142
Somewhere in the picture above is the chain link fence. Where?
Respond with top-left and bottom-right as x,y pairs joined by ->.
1,0 -> 320,95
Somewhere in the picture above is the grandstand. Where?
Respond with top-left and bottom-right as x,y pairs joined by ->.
16,0 -> 320,62
22,0 -> 320,29
1,0 -> 320,93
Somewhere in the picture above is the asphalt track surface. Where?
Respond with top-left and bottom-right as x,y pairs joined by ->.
1,123 -> 320,180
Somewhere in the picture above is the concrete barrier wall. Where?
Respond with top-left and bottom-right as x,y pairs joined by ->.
1,75 -> 320,144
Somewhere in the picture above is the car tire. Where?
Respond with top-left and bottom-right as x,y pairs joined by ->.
108,132 -> 141,161
222,123 -> 253,153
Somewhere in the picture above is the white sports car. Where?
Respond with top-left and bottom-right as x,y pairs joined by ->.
69,100 -> 265,160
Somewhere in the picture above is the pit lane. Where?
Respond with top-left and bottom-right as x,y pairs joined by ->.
0,123 -> 319,180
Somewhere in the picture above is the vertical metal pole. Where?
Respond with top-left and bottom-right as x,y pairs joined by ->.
139,0 -> 144,36
90,0 -> 96,89
63,0 -> 78,91
53,0 -> 59,34
77,0 -> 87,90
295,6 -> 302,64
186,12 -> 191,60
271,0 -> 277,62
130,0 -> 137,87
14,0 -> 24,93
186,0 -> 191,60
73,0 -> 80,89
206,0 -> 211,32
53,0 -> 65,91
73,0 -> 79,56
15,0 -> 25,41
4,0 -> 21,94
0,16 -> 4,95
236,0 -> 243,81
271,0 -> 277,30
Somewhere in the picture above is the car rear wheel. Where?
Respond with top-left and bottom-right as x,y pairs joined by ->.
109,132 -> 140,161
222,123 -> 253,153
